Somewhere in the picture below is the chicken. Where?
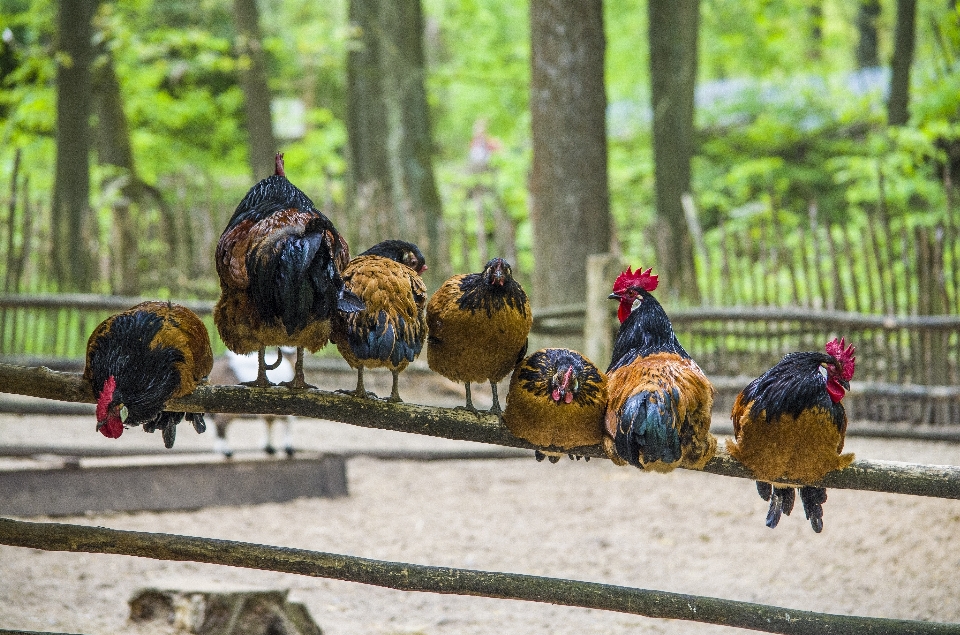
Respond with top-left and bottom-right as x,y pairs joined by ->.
83,301 -> 213,449
726,337 -> 856,533
602,267 -> 716,471
503,348 -> 607,462
427,257 -> 531,414
331,239 -> 428,402
214,152 -> 363,389
208,348 -> 297,458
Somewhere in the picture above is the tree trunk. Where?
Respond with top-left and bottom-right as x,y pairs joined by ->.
648,0 -> 700,302
92,47 -> 139,295
887,0 -> 917,126
51,0 -> 96,291
529,0 -> 611,310
346,0 -> 444,289
346,0 -> 393,254
234,0 -> 278,180
856,0 -> 882,68
383,0 -> 444,291
808,0 -> 824,61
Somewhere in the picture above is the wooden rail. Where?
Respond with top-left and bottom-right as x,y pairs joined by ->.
2,362 -> 960,499
1,518 -> 958,635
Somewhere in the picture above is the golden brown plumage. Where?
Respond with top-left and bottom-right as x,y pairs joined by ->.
602,267 -> 716,471
504,348 -> 607,462
214,153 -> 362,389
83,301 -> 213,448
331,240 -> 428,402
726,339 -> 856,532
426,258 -> 532,414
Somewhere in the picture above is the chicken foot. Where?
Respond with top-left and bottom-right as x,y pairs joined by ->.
240,347 -> 284,387
281,347 -> 316,390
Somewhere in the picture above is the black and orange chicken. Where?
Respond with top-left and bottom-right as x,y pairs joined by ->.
83,301 -> 213,449
214,153 -> 363,388
332,240 -> 428,402
602,267 -> 716,471
504,348 -> 607,462
427,258 -> 531,414
727,338 -> 856,533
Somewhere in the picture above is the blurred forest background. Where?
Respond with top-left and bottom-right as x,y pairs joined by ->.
1,0 -> 960,317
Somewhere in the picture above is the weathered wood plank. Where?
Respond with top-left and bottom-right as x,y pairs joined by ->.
0,518 -> 957,635
0,454 -> 347,516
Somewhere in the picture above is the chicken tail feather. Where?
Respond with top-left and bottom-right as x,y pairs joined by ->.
765,486 -> 795,529
800,486 -> 828,533
615,390 -> 682,468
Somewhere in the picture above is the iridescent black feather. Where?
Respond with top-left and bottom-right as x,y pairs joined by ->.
86,310 -> 185,428
607,290 -> 689,373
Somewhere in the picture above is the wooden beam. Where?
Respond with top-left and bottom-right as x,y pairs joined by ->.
0,518 -> 957,635
2,362 -> 959,499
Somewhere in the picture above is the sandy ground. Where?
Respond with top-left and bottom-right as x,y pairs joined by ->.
2,366 -> 960,635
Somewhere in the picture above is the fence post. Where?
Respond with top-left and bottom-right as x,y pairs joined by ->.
584,253 -> 621,367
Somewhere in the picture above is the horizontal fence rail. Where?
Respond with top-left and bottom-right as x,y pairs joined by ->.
1,518 -> 958,635
2,362 -> 960,499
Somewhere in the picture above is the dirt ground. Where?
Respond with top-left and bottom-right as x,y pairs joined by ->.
2,365 -> 960,635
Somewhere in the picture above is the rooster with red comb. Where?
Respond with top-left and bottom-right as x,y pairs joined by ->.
602,267 -> 716,471
726,337 -> 857,532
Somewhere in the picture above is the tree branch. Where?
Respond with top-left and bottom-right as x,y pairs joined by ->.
2,362 -> 959,499
0,518 -> 956,635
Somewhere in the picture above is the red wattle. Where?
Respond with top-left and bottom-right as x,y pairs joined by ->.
564,391 -> 574,404
551,388 -> 561,402
617,302 -> 630,323
826,379 -> 846,403
99,416 -> 124,439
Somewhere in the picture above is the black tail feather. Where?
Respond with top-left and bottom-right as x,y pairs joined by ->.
764,486 -> 795,529
614,390 -> 682,468
800,486 -> 828,533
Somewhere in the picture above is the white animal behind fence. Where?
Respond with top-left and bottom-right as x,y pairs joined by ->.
208,349 -> 296,458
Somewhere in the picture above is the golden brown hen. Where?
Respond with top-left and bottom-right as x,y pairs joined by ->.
427,258 -> 531,414
727,338 -> 856,532
504,348 -> 607,462
331,240 -> 428,402
84,301 -> 213,448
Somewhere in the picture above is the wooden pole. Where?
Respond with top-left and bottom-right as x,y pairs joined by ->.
0,518 -> 957,635
583,253 -> 620,367
2,362 -> 960,499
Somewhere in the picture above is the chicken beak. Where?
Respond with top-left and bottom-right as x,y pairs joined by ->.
840,379 -> 850,391
608,292 -> 621,300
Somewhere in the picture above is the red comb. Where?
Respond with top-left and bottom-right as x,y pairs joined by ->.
613,266 -> 658,294
825,337 -> 856,380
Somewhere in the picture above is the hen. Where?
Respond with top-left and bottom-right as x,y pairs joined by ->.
83,301 -> 213,449
427,257 -> 531,414
214,152 -> 363,389
602,267 -> 716,471
726,337 -> 856,533
503,348 -> 607,462
331,239 -> 428,402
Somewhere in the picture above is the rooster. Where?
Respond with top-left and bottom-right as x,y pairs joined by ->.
427,257 -> 531,414
214,152 -> 364,389
83,301 -> 213,449
602,267 -> 716,471
726,338 -> 856,533
503,348 -> 607,462
332,239 -> 428,402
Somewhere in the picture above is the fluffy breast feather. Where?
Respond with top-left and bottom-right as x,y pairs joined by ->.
426,275 -> 532,384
